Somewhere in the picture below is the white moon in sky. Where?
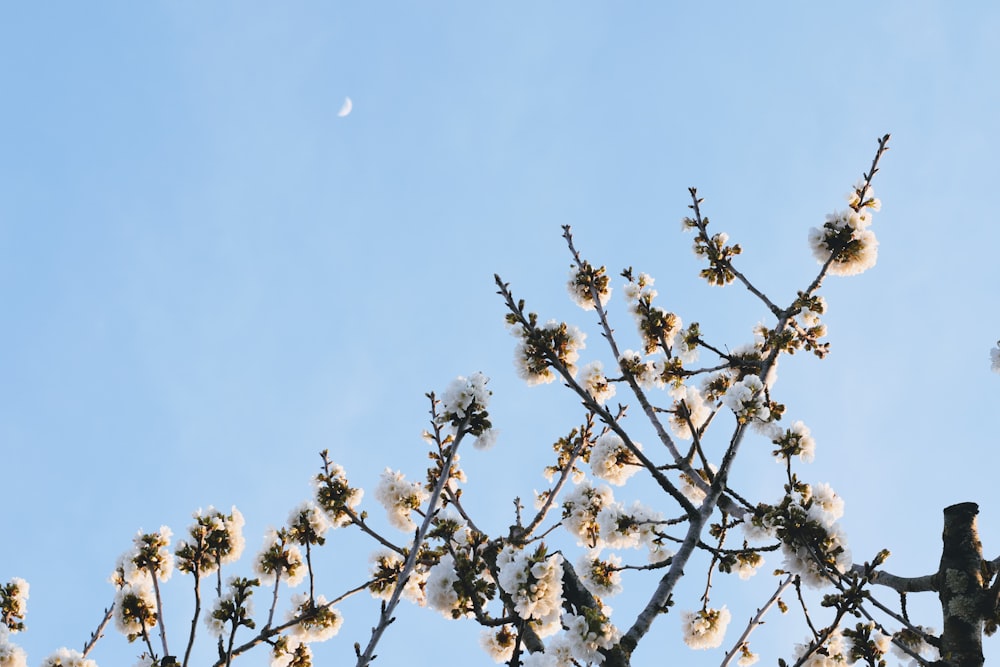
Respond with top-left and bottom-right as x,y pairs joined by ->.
337,97 -> 353,117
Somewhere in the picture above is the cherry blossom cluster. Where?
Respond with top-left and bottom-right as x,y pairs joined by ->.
526,607 -> 620,667
0,580 -> 28,667
174,507 -> 247,576
110,526 -> 175,644
373,468 -> 431,532
205,576 -> 257,639
807,181 -> 882,277
497,546 -> 565,637
269,593 -> 343,666
621,271 -> 683,355
436,372 -> 497,449
508,316 -> 586,386
587,433 -> 642,486
0,578 -> 28,633
312,459 -> 364,528
560,482 -> 668,561
681,606 -> 731,650
566,261 -> 612,312
749,479 -> 850,589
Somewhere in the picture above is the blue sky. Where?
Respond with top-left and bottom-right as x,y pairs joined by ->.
3,3 -> 1000,666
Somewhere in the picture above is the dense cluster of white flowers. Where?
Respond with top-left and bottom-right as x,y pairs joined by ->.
114,527 -> 174,587
808,182 -> 882,276
560,480 -> 671,564
674,325 -> 700,364
667,385 -> 711,440
368,549 -> 427,605
681,606 -> 731,650
679,464 -> 716,506
439,371 -> 490,420
772,483 -> 853,588
597,500 -> 664,556
425,555 -> 467,619
374,468 -> 430,532
562,482 -> 616,548
567,262 -> 612,311
588,432 -> 642,486
205,584 -> 242,639
560,609 -> 621,664
0,579 -> 28,631
616,349 -> 677,391
286,593 -> 342,643
732,551 -> 764,580
511,320 -> 586,386
768,420 -> 816,463
112,577 -> 157,639
521,637 -> 575,667
37,648 -> 97,667
579,361 -> 617,406
287,501 -> 331,545
722,374 -> 770,425
254,528 -> 306,587
0,624 -> 28,667
174,506 -> 247,575
992,342 -> 1000,374
313,461 -> 364,528
436,372 -> 498,449
480,626 -> 517,664
793,629 -> 847,667
622,271 -> 684,356
109,527 -> 177,643
497,546 -> 564,637
891,625 -> 940,663
577,552 -> 623,597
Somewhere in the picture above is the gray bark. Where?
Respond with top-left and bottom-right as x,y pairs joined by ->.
934,502 -> 986,667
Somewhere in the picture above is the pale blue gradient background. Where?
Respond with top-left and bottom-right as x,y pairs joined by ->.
2,3 -> 999,666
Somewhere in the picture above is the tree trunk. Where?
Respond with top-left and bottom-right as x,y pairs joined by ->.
935,502 -> 986,667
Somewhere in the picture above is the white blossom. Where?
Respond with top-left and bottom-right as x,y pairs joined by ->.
772,420 -> 816,464
722,375 -> 770,424
425,555 -> 467,618
808,209 -> 879,276
681,606 -> 731,650
497,547 -> 564,635
512,321 -> 586,385
112,578 -> 157,638
374,468 -> 429,532
39,648 -> 96,667
567,265 -> 612,311
589,432 -> 642,486
254,529 -> 306,587
580,361 -> 617,406
368,549 -> 427,606
794,629 -> 847,667
577,551 -> 623,597
287,593 -> 342,642
679,464 -> 717,506
668,385 -> 711,440
564,609 -> 620,663
597,500 -> 663,551
562,482 -> 616,548
0,625 -> 27,667
480,626 -> 517,664
807,482 -> 845,527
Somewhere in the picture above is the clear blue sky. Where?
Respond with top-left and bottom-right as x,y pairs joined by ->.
2,3 -> 999,666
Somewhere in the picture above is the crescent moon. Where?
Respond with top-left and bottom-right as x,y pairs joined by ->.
337,97 -> 353,117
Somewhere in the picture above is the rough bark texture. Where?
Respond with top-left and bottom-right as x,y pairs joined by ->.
935,502 -> 986,667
